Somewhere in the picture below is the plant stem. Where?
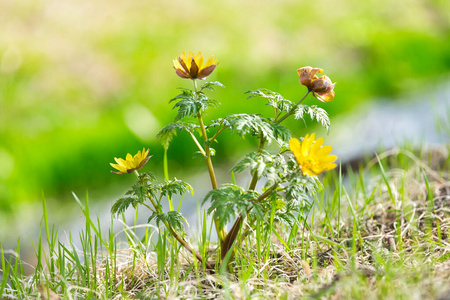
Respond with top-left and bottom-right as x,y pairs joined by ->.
220,178 -> 279,260
276,90 -> 310,123
188,131 -> 207,157
197,112 -> 218,189
221,132 -> 266,258
163,149 -> 174,211
134,170 -> 213,268
193,79 -> 225,243
248,132 -> 266,191
210,125 -> 226,144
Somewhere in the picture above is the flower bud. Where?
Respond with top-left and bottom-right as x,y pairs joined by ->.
310,75 -> 334,93
297,66 -> 323,89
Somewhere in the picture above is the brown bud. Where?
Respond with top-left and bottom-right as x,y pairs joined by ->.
297,66 -> 323,89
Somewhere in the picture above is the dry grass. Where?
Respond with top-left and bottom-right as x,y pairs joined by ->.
80,147 -> 450,299
1,146 -> 449,299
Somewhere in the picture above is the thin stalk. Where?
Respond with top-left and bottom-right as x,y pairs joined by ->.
248,132 -> 266,190
197,112 -> 218,189
193,79 -> 225,242
276,90 -> 310,123
220,132 -> 266,259
163,149 -> 174,211
134,171 -> 213,269
220,182 -> 279,260
222,91 -> 310,254
210,123 -> 227,144
187,131 -> 207,157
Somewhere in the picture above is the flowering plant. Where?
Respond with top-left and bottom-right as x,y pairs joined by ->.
110,52 -> 337,270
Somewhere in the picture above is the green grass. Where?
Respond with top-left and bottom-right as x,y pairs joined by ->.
1,145 -> 449,299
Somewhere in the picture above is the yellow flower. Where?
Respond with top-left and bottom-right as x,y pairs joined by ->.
289,134 -> 337,176
297,66 -> 336,102
173,51 -> 219,80
110,148 -> 151,175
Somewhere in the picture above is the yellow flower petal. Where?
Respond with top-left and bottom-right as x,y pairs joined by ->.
173,51 -> 218,79
186,52 -> 194,69
110,148 -> 151,175
195,52 -> 204,69
290,134 -> 337,176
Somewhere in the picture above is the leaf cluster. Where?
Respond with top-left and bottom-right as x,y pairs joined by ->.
170,89 -> 219,121
203,185 -> 264,228
111,172 -> 156,215
232,150 -> 287,184
246,88 -> 331,131
111,174 -> 192,232
156,121 -> 198,150
224,151 -> 320,229
148,211 -> 187,232
246,89 -> 293,114
283,157 -> 322,204
214,114 -> 291,145
160,178 -> 194,199
170,82 -> 223,122
295,104 -> 330,131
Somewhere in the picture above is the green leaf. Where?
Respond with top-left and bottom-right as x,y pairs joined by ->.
294,105 -> 331,131
270,122 -> 291,144
200,81 -> 225,91
223,114 -> 275,142
111,171 -> 158,216
148,211 -> 188,232
171,90 -> 220,121
231,150 -> 286,184
203,185 -> 263,228
245,89 -> 293,114
284,157 -> 321,204
160,178 -> 194,199
111,196 -> 138,215
157,121 -> 198,149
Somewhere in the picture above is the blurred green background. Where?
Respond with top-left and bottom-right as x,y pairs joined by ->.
1,0 -> 449,240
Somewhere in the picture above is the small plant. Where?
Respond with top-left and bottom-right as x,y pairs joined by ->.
110,51 -> 337,270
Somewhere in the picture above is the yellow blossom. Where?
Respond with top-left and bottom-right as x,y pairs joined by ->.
110,148 -> 151,175
289,134 -> 337,176
173,51 -> 219,80
297,66 -> 336,102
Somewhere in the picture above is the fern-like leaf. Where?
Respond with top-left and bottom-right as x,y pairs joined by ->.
203,185 -> 262,228
111,196 -> 138,215
200,81 -> 225,91
160,178 -> 194,199
148,211 -> 188,232
294,105 -> 331,131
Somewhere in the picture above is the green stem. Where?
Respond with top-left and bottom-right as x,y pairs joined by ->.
188,131 -> 207,157
193,79 -> 225,243
276,90 -> 310,123
210,125 -> 226,144
163,149 -> 174,211
220,132 -> 266,259
135,170 -> 213,269
248,132 -> 266,191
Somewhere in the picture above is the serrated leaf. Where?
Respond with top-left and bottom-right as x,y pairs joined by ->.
148,211 -> 188,232
111,196 -> 138,215
223,114 -> 275,142
271,122 -> 291,144
157,122 -> 199,149
294,105 -> 330,131
171,90 -> 220,121
231,150 -> 286,184
203,185 -> 263,228
245,89 -> 293,113
201,81 -> 225,91
160,178 -> 194,199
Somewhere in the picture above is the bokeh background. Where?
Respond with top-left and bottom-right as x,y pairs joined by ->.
1,0 -> 449,246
